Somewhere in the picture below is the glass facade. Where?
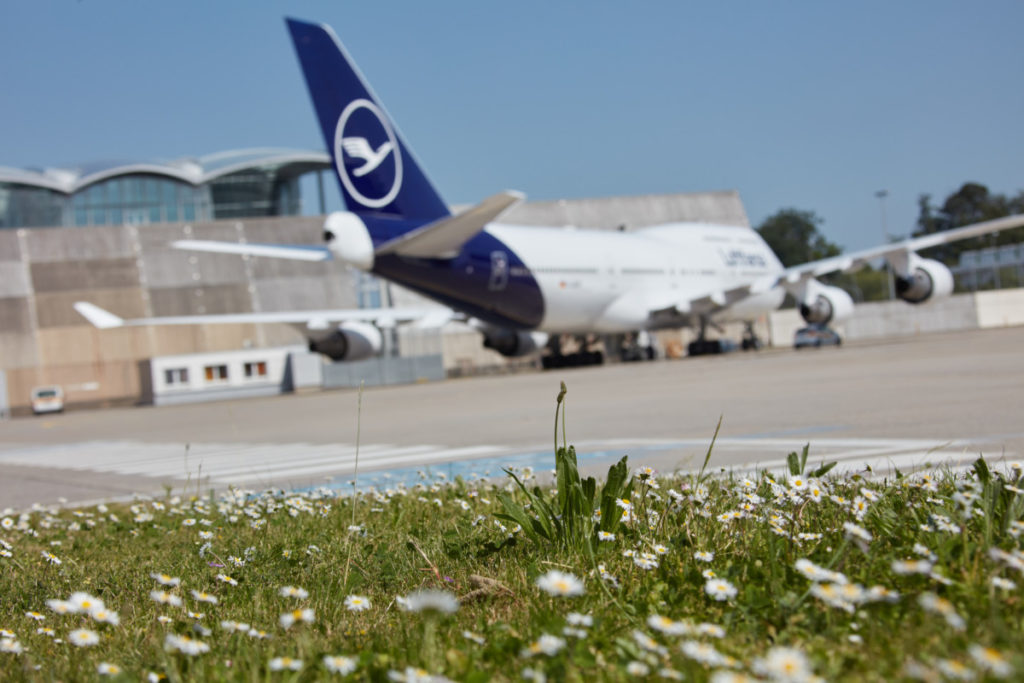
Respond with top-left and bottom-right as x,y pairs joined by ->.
69,175 -> 212,227
0,151 -> 330,230
209,168 -> 301,220
0,183 -> 66,228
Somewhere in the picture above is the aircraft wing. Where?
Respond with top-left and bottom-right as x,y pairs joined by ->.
776,214 -> 1024,286
73,301 -> 453,331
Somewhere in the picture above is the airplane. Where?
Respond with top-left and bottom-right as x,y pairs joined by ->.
77,17 -> 1024,368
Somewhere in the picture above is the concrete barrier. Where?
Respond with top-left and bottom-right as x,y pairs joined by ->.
767,288 -> 1024,346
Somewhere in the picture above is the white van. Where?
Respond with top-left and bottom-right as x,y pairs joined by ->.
30,386 -> 64,415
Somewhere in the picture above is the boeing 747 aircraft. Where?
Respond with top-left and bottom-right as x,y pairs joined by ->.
77,18 -> 1024,367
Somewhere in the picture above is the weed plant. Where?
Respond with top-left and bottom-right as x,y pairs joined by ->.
1,388 -> 1023,681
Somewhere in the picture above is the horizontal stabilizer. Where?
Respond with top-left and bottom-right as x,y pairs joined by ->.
374,191 -> 524,259
73,302 -> 125,329
172,240 -> 332,262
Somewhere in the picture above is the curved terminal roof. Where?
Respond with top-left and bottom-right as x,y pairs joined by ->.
0,148 -> 331,193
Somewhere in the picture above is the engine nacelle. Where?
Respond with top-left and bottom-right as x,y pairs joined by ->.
308,321 -> 383,361
323,211 -> 374,270
799,283 -> 855,325
895,258 -> 954,304
482,328 -> 549,357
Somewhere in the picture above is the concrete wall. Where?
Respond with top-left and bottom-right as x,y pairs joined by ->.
502,190 -> 750,229
767,289 -> 1024,347
0,215 -> 353,413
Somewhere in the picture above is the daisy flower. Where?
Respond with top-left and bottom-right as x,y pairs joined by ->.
843,522 -> 873,543
164,633 -> 210,655
190,590 -> 218,605
215,574 -> 238,586
535,570 -> 585,597
0,638 -> 23,654
990,576 -> 1017,591
918,592 -> 966,630
24,611 -> 44,621
150,573 -> 181,587
697,623 -> 726,638
462,630 -> 486,645
344,595 -> 371,612
892,559 -> 933,575
97,663 -> 122,676
626,661 -> 650,676
150,591 -> 183,607
269,657 -> 303,671
69,592 -> 105,615
704,578 -> 738,601
279,586 -> 309,599
680,640 -> 729,667
936,658 -> 975,681
694,551 -> 714,562
279,608 -> 315,629
91,608 -> 120,626
398,589 -> 459,614
752,646 -> 814,681
68,628 -> 100,647
41,551 -> 61,565
647,614 -> 690,636
566,612 -> 593,627
323,655 -> 358,674
521,634 -> 566,657
968,645 -> 1013,678
597,531 -> 616,542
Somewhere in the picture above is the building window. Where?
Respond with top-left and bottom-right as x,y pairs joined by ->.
243,361 -> 267,379
204,364 -> 228,382
164,368 -> 189,385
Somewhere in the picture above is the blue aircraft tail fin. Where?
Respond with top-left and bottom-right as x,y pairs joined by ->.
286,18 -> 450,221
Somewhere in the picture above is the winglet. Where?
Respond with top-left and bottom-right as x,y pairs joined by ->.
74,302 -> 125,329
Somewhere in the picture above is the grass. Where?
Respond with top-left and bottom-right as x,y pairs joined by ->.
1,389 -> 1023,681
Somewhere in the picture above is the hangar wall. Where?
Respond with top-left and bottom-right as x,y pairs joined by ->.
1,190 -> 750,413
0,215 -> 356,413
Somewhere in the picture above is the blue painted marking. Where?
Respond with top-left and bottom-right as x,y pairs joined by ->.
306,442 -> 702,496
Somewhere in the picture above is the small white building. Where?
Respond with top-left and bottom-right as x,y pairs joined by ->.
141,346 -> 310,406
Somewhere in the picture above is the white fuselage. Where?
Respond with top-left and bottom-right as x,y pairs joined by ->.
488,222 -> 786,334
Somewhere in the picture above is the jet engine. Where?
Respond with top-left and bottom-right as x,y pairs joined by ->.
308,321 -> 383,361
323,211 -> 375,270
895,258 -> 954,304
799,284 -> 855,325
481,328 -> 549,357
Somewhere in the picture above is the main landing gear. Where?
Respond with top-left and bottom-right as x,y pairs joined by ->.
541,334 -> 604,369
540,333 -> 660,369
741,321 -> 763,351
686,319 -> 763,356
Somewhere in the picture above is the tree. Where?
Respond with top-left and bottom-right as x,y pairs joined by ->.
756,208 -> 842,268
915,182 -> 1024,264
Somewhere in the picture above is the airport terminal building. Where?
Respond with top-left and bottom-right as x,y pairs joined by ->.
0,150 -> 752,414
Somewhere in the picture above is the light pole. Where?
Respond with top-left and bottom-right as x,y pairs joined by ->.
875,190 -> 895,300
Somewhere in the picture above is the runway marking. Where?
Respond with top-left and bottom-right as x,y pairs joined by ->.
0,437 -> 1016,493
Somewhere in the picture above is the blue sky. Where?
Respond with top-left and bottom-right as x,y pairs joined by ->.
3,1 -> 1021,251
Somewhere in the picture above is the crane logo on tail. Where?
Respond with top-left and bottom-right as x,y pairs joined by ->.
334,98 -> 403,209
